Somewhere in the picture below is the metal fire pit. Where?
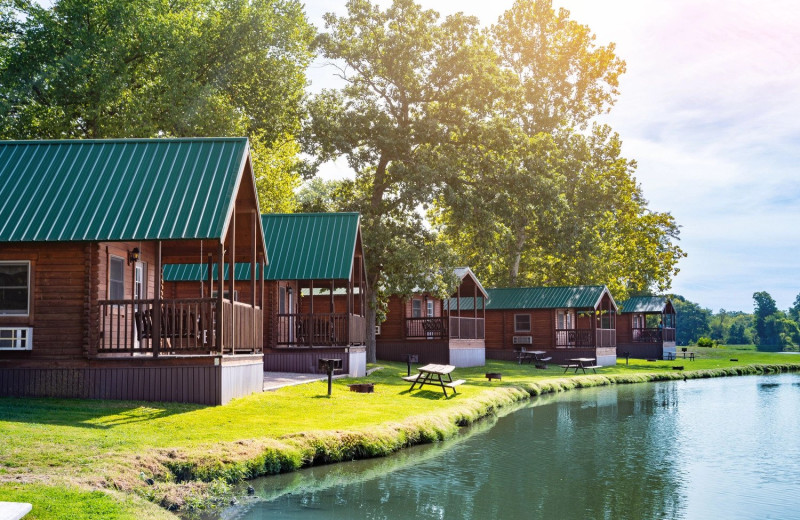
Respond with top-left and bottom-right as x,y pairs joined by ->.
348,383 -> 375,393
318,358 -> 343,396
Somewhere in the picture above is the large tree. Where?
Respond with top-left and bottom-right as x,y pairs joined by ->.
306,0 -> 503,361
432,0 -> 684,298
0,0 -> 313,208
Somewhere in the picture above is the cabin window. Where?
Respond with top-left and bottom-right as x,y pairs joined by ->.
514,314 -> 531,332
412,299 -> 422,318
109,256 -> 125,300
0,262 -> 30,315
427,300 -> 434,317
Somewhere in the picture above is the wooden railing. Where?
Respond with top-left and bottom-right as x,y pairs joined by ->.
449,317 -> 485,340
555,328 -> 616,348
632,327 -> 676,343
97,298 -> 262,356
404,317 -> 485,340
221,300 -> 263,353
276,313 -> 365,347
405,317 -> 448,339
555,328 -> 593,347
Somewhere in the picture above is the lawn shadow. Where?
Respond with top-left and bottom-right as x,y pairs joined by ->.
0,396 -> 203,429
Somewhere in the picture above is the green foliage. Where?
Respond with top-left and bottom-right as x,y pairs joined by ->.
250,132 -> 302,214
0,0 -> 314,139
696,336 -> 716,348
671,295 -> 711,346
751,291 -> 799,350
429,1 -> 683,298
306,0 -> 502,359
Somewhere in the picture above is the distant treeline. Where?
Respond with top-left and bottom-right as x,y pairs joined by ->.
673,292 -> 800,350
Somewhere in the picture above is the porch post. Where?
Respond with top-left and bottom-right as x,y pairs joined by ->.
251,210 -> 257,350
216,241 -> 224,354
229,209 -> 236,355
206,252 -> 213,298
153,240 -> 161,358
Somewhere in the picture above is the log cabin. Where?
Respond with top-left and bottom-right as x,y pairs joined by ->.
164,212 -> 368,376
479,286 -> 618,366
0,138 -> 267,405
376,267 -> 487,367
616,296 -> 677,359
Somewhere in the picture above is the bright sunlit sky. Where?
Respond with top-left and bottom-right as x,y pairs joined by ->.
304,0 -> 800,313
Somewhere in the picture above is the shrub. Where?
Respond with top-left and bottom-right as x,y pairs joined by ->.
697,336 -> 716,348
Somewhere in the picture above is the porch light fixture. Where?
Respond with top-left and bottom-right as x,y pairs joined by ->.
128,247 -> 140,264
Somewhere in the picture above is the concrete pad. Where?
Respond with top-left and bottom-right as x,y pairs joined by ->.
0,502 -> 32,520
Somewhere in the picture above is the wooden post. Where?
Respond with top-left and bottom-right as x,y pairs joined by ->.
229,209 -> 236,355
207,252 -> 213,299
217,242 -> 224,354
153,241 -> 161,358
251,211 -> 257,351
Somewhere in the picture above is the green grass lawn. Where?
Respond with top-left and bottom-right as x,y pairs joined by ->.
1,346 -> 797,519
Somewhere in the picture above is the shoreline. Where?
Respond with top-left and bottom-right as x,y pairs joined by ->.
170,362 -> 800,517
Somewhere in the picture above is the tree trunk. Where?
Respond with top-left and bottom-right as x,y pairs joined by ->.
510,227 -> 527,285
366,288 -> 378,363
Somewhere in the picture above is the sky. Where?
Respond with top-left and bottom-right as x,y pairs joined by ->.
304,0 -> 800,313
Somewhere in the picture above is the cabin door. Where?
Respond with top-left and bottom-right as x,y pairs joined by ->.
557,310 -> 575,346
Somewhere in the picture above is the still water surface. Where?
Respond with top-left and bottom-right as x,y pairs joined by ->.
225,374 -> 800,520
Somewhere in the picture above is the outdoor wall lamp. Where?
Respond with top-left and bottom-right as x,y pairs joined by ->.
128,247 -> 140,264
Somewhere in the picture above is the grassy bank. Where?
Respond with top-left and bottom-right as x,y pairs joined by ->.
1,347 -> 798,518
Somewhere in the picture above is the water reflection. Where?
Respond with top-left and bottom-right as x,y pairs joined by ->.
219,374 -> 800,520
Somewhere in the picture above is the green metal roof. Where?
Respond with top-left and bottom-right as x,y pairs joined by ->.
0,138 -> 249,242
163,263 -> 253,282
619,296 -> 669,314
163,212 -> 362,282
262,213 -> 360,281
455,286 -> 613,311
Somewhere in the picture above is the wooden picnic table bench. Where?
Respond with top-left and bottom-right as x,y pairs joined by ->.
405,363 -> 463,397
562,357 -> 600,374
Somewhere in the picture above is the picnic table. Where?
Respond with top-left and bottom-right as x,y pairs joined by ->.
517,349 -> 552,369
402,363 -> 465,397
562,357 -> 600,374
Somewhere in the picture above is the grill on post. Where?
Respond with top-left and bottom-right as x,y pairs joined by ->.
318,358 -> 343,396
406,354 -> 419,376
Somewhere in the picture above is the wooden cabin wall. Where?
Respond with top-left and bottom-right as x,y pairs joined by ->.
95,242 -> 158,301
616,313 -> 634,344
484,309 -> 555,351
299,293 -> 350,314
0,243 -> 87,360
377,295 -> 405,341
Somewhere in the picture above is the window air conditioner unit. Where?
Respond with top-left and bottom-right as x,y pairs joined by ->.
512,335 -> 533,345
0,327 -> 32,350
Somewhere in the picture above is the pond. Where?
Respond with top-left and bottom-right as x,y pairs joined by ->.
220,374 -> 800,520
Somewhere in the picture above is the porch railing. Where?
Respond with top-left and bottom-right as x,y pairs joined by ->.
555,328 -> 616,348
97,298 -> 262,356
405,317 -> 448,339
404,317 -> 485,340
276,313 -> 366,347
449,317 -> 485,340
